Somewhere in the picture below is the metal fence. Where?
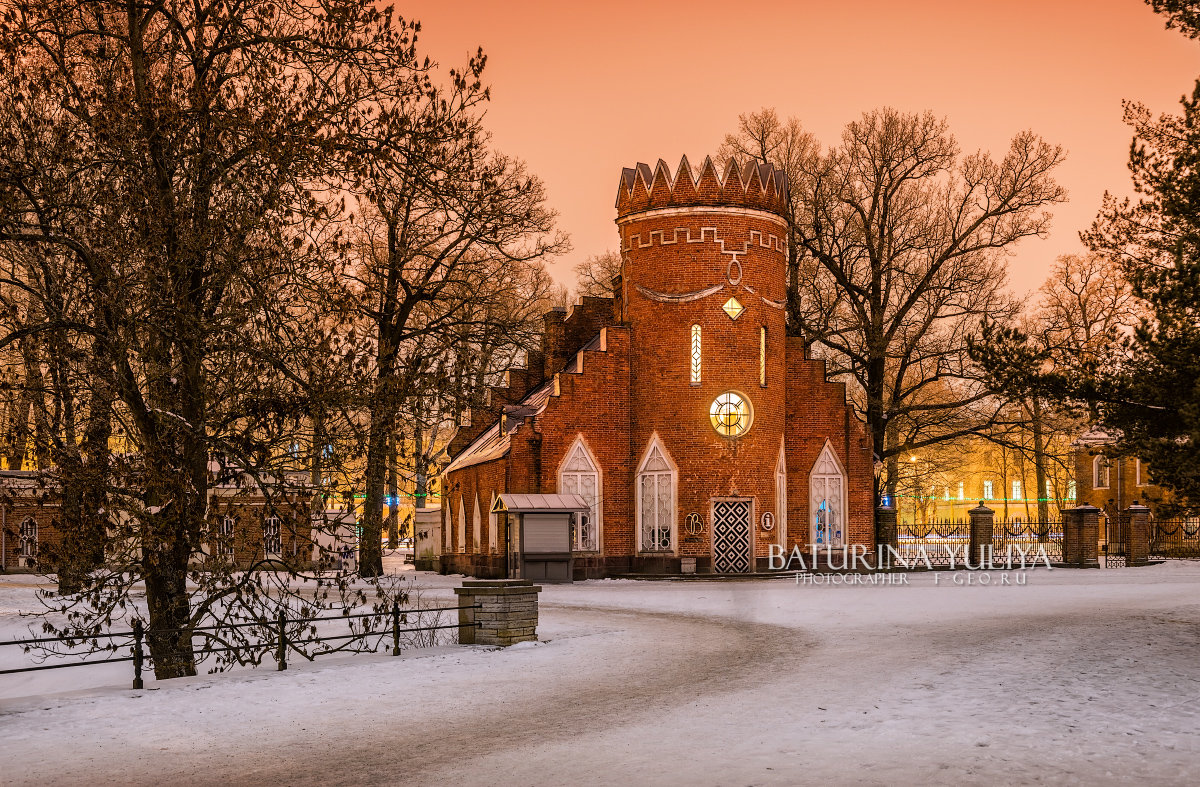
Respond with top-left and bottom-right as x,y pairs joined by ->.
896,520 -> 969,567
0,601 -> 478,689
993,519 -> 1064,564
897,518 -> 1063,567
1150,518 -> 1200,560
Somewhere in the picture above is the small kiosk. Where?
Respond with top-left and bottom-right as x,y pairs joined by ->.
491,493 -> 589,583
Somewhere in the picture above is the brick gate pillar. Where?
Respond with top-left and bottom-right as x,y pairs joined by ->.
454,579 -> 541,646
1126,503 -> 1151,567
1062,504 -> 1101,567
968,503 -> 994,566
875,503 -> 898,568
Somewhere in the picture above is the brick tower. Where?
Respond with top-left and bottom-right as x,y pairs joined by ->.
616,156 -> 791,571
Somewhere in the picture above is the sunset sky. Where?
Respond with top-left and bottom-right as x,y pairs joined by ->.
409,1 -> 1199,296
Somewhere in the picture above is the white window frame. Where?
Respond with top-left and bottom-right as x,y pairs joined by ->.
19,517 -> 37,564
636,434 -> 677,554
472,493 -> 482,552
983,480 -> 994,500
558,435 -> 602,552
263,515 -> 281,557
775,441 -> 787,549
1093,455 -> 1111,490
1012,480 -> 1022,500
457,495 -> 467,554
488,491 -> 498,554
690,324 -> 702,385
1136,459 -> 1146,487
957,481 -> 965,501
809,441 -> 847,548
219,515 -> 236,559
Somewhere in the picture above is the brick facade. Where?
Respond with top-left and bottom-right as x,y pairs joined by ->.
443,157 -> 874,578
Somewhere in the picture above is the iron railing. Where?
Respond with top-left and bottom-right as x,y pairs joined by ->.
993,519 -> 1064,564
895,520 -> 969,567
1150,518 -> 1200,560
0,601 -> 479,689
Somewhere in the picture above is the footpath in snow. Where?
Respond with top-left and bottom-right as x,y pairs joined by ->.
2,562 -> 1199,785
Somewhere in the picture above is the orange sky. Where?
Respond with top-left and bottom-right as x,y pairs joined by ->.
407,0 -> 1199,296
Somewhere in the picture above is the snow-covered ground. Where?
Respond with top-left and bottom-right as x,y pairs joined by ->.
3,563 -> 1200,785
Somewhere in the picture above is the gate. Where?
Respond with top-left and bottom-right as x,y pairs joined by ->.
1102,512 -> 1128,568
711,499 -> 752,573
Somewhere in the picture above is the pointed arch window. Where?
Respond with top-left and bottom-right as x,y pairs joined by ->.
457,496 -> 467,553
18,517 -> 37,565
690,324 -> 702,385
775,444 -> 787,548
637,437 -> 676,552
263,516 -> 281,557
559,437 -> 601,551
1093,455 -> 1111,490
810,443 -> 845,548
472,494 -> 482,552
760,326 -> 767,387
488,491 -> 499,553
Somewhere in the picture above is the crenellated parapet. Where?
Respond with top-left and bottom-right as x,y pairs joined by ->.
615,156 -> 789,220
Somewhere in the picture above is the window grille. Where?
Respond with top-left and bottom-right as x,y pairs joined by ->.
220,516 -> 236,558
638,442 -> 674,551
1012,480 -> 1022,500
690,324 -> 701,384
710,392 -> 752,437
810,445 -> 845,547
263,516 -> 281,556
19,518 -> 37,563
560,439 -> 600,551
983,480 -> 994,500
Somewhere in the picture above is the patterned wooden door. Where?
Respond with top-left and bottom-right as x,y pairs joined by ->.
712,499 -> 752,573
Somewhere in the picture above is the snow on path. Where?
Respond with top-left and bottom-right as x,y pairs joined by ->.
2,564 -> 1199,785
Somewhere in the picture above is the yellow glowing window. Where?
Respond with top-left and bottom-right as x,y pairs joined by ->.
759,326 -> 767,387
690,324 -> 701,384
722,297 -> 744,320
710,392 -> 752,437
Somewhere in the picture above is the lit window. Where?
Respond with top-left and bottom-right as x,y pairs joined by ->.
1136,459 -> 1147,487
1093,456 -> 1110,489
710,392 -> 752,437
983,480 -> 993,500
810,444 -> 845,548
263,516 -> 281,556
1067,480 -> 1077,500
690,324 -> 702,384
722,297 -> 744,320
759,326 -> 767,387
1012,480 -> 1022,500
957,481 -> 964,501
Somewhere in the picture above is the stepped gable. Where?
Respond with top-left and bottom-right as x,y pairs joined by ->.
614,154 -> 789,219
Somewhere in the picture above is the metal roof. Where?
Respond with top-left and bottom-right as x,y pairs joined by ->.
491,493 -> 590,513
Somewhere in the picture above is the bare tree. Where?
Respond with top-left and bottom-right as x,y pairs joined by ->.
779,108 -> 1066,498
571,251 -> 622,299
0,0 -> 421,677
344,57 -> 567,576
717,108 -> 818,334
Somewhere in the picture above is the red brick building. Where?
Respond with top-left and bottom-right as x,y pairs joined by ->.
441,157 -> 874,578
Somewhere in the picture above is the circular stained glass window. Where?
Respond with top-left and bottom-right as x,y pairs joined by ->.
710,392 -> 752,438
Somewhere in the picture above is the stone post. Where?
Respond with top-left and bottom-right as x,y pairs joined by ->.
968,502 -> 994,567
1126,503 -> 1151,567
1062,504 -> 1101,568
874,504 -> 898,569
453,579 -> 541,646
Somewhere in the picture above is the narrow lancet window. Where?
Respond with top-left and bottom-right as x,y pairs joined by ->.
690,324 -> 702,384
760,326 -> 767,387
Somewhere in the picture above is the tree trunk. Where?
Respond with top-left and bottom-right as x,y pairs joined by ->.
1029,398 -> 1051,522
386,431 -> 399,547
360,397 -> 391,577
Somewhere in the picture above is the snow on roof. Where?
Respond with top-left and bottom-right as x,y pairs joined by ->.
444,379 -> 558,474
492,493 -> 590,513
